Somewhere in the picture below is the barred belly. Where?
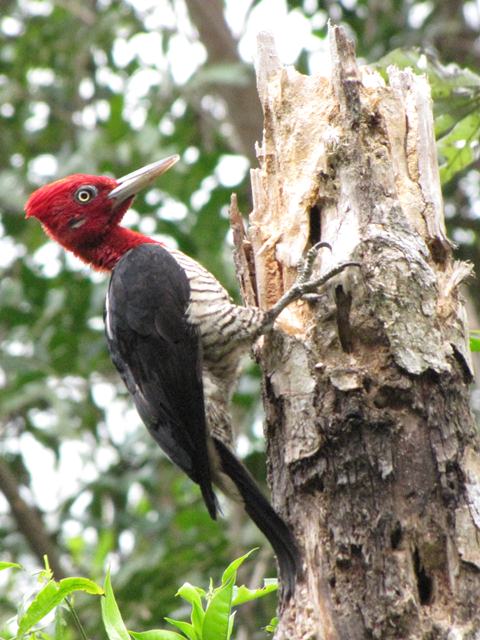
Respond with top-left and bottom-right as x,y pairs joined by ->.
170,248 -> 264,385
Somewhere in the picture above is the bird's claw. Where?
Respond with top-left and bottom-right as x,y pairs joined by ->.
302,292 -> 323,303
295,261 -> 361,297
296,241 -> 332,285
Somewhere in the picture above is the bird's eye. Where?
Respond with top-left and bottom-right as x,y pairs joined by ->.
74,185 -> 98,204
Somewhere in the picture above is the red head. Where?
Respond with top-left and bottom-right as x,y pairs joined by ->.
25,155 -> 179,271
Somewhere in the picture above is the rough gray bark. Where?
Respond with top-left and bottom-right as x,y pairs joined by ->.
234,25 -> 479,639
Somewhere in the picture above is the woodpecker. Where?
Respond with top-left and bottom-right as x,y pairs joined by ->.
25,155 -> 356,597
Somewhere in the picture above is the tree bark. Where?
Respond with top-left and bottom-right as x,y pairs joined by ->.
236,25 -> 479,639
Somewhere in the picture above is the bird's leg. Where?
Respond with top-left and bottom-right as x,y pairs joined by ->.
258,242 -> 360,334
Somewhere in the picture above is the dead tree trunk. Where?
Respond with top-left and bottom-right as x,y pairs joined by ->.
235,25 -> 479,639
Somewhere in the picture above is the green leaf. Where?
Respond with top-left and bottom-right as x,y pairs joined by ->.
226,611 -> 235,640
176,583 -> 205,632
101,570 -> 131,640
202,577 -> 234,640
221,549 -> 257,585
164,618 -> 197,640
264,617 -> 279,633
231,580 -> 278,606
129,631 -> 186,640
176,583 -> 206,603
470,331 -> 480,352
17,578 -> 103,636
438,111 -> 480,184
0,561 -> 21,571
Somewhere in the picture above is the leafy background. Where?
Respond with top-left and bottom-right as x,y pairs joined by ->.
1,1 -> 480,638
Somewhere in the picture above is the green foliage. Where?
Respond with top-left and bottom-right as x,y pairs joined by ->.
470,331 -> 480,353
0,552 -> 276,640
0,563 -> 21,571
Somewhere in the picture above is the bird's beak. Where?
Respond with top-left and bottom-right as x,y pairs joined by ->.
108,154 -> 180,203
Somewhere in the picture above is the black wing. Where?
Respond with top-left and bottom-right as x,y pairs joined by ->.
105,243 -> 217,518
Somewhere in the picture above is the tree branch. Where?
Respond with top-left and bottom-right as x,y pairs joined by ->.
0,457 -> 66,579
184,0 -> 262,161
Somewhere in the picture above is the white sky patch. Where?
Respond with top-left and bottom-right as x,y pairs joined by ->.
0,102 -> 14,117
119,530 -> 135,554
21,0 -> 53,17
10,153 -> 24,168
138,215 -> 156,234
59,440 -> 100,486
65,251 -> 93,273
452,228 -> 476,245
20,433 -> 60,511
471,199 -> 480,218
28,408 -> 57,430
25,101 -> 50,132
132,31 -> 164,67
125,0 -> 176,31
171,97 -> 187,118
0,236 -> 25,268
145,188 -> 163,206
239,1 -> 313,64
407,1 -> 433,29
200,94 -> 227,120
96,66 -> 125,93
224,0 -> 253,38
94,444 -> 119,473
151,233 -> 178,248
74,104 -> 97,129
123,207 -> 140,227
79,77 -> 95,100
308,38 -> 331,76
87,316 -> 104,331
463,1 -> 480,29
28,154 -> 58,182
32,242 -> 62,277
1,16 -> 24,36
127,67 -> 161,99
157,197 -> 188,221
215,154 -> 249,187
183,146 -> 200,164
168,34 -> 207,84
310,9 -> 328,31
50,376 -> 85,403
105,402 -> 142,446
127,481 -> 144,508
26,67 -> 55,87
112,37 -> 135,68
96,99 -> 111,121
159,114 -> 174,135
3,339 -> 34,358
190,175 -> 218,211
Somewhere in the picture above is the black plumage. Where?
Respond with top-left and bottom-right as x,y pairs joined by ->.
105,244 -> 217,518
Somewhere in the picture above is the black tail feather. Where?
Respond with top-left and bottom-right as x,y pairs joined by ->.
200,480 -> 218,520
212,438 -> 301,598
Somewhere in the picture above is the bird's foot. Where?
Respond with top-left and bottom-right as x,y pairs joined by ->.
296,241 -> 332,285
262,243 -> 360,328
